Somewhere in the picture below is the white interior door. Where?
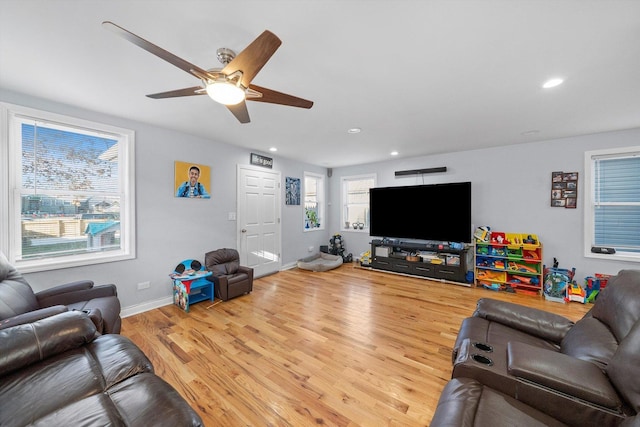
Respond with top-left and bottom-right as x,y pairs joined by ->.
237,165 -> 281,278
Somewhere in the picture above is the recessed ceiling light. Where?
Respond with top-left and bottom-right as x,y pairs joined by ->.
542,78 -> 564,89
390,151 -> 399,156
269,147 -> 277,152
347,128 -> 361,134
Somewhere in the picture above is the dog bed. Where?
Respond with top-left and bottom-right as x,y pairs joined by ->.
297,253 -> 343,272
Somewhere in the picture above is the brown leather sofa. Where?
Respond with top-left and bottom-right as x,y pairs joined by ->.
0,252 -> 121,334
0,310 -> 203,427
431,269 -> 640,427
205,248 -> 254,301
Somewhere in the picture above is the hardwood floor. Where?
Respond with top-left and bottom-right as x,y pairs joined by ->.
121,263 -> 590,426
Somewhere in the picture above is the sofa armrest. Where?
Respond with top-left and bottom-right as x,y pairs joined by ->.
238,265 -> 254,281
35,279 -> 95,298
36,282 -> 118,307
507,341 -> 622,409
0,305 -> 68,330
474,298 -> 574,343
0,310 -> 97,377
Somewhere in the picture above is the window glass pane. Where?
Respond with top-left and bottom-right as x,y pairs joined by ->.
304,173 -> 323,229
595,157 -> 640,203
343,176 -> 374,228
588,149 -> 640,257
22,123 -> 119,192
594,205 -> 640,252
21,194 -> 121,259
18,122 -> 121,260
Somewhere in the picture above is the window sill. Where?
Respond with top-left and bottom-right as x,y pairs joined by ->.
304,227 -> 324,233
584,251 -> 640,263
14,251 -> 135,273
341,228 -> 369,233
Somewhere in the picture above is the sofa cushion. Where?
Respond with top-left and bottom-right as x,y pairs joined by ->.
0,252 -> 38,319
0,310 -> 96,376
205,248 -> 240,275
560,316 -> 618,369
590,270 -> 640,342
607,320 -> 640,413
430,377 -> 568,427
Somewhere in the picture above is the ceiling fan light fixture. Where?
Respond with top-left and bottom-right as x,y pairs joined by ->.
206,81 -> 246,105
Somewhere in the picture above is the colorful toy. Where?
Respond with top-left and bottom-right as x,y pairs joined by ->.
543,264 -> 576,303
474,226 -> 491,242
511,275 -> 539,285
584,276 -> 602,303
482,283 -> 502,291
565,283 -> 586,303
508,261 -> 537,274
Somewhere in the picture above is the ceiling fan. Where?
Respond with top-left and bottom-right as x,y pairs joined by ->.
102,21 -> 313,123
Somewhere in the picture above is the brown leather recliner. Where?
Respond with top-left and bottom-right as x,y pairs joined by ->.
452,269 -> 640,368
205,248 -> 254,301
0,252 -> 122,334
430,269 -> 640,427
0,310 -> 203,426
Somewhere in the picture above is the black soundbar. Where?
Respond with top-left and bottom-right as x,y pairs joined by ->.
591,246 -> 616,254
395,167 -> 447,176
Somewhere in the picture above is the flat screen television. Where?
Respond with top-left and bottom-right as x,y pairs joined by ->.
369,181 -> 472,243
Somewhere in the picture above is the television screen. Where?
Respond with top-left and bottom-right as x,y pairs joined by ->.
369,182 -> 472,243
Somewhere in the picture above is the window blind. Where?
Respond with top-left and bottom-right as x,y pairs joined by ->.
593,156 -> 640,252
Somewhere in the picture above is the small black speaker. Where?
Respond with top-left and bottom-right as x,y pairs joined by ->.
591,246 -> 616,254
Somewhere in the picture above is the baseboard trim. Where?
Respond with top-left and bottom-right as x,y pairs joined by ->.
121,296 -> 173,318
281,262 -> 298,270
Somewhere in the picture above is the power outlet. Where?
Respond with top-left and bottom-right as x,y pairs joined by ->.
308,246 -> 314,252
137,281 -> 150,290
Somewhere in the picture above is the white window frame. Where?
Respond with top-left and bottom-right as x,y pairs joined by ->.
583,146 -> 640,262
341,173 -> 376,232
303,171 -> 325,232
0,102 -> 136,273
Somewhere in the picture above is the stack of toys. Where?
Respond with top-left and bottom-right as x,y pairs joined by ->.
543,258 -> 576,303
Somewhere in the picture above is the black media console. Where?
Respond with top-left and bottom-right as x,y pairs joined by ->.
369,239 -> 470,284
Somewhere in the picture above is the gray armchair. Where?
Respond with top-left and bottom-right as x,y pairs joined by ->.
0,252 -> 121,334
204,248 -> 253,301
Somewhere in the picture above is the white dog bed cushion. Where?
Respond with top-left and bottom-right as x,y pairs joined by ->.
297,253 -> 343,272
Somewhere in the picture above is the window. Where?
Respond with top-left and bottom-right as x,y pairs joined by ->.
341,174 -> 376,231
303,172 -> 324,231
1,103 -> 135,272
584,146 -> 640,261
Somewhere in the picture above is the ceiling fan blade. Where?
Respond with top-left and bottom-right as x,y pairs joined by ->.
147,86 -> 206,99
222,30 -> 282,88
248,84 -> 313,109
226,101 -> 251,124
102,21 -> 213,80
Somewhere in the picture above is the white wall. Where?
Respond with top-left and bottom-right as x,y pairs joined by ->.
329,128 -> 640,281
1,90 -> 328,314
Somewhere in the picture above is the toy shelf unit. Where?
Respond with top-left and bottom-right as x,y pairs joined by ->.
474,232 -> 543,295
370,239 -> 470,285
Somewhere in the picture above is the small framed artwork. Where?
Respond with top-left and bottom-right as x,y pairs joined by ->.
550,171 -> 578,208
174,161 -> 211,199
285,177 -> 301,205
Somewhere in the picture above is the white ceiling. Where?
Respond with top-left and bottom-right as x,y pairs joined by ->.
1,0 -> 639,168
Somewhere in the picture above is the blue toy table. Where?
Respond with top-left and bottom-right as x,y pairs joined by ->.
170,259 -> 213,312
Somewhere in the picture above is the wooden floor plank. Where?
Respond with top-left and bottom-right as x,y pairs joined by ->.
122,263 -> 590,426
